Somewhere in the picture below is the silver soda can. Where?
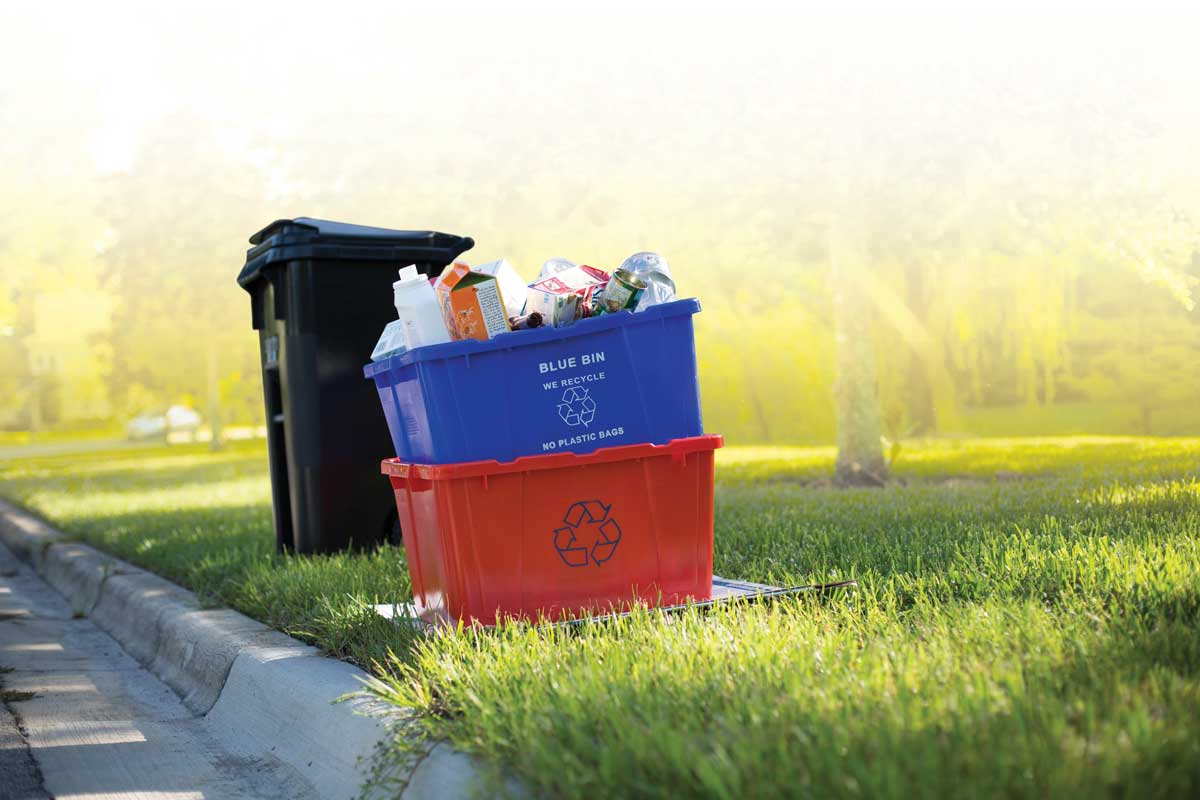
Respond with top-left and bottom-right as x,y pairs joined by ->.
599,269 -> 647,312
618,252 -> 676,310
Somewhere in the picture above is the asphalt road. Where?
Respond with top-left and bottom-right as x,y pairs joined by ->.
0,542 -> 315,800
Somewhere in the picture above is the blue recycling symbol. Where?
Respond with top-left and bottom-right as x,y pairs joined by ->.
557,386 -> 596,427
553,500 -> 622,568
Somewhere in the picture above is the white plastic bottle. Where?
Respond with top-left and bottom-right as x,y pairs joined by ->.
393,264 -> 451,350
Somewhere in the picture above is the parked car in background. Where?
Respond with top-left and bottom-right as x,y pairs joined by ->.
125,406 -> 202,441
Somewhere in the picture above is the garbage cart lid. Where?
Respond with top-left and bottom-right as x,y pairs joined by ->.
238,217 -> 474,290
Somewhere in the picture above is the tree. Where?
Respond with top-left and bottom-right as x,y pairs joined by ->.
824,63 -> 892,486
99,113 -> 270,449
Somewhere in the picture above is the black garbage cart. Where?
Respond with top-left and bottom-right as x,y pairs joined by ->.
237,217 -> 473,553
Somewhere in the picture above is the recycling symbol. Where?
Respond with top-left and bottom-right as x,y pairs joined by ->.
553,500 -> 621,568
557,386 -> 596,427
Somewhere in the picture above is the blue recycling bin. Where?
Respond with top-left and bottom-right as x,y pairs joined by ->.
363,298 -> 704,463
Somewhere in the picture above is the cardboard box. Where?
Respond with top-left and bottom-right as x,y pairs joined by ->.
525,265 -> 610,327
436,262 -> 512,341
370,318 -> 407,362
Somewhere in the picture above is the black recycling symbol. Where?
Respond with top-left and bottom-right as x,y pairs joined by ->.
553,500 -> 622,568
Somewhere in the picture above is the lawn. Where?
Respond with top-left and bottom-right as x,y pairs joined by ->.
1,436 -> 1198,798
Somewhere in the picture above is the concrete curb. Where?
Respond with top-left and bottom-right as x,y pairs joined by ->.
206,646 -> 394,800
0,498 -> 491,800
0,502 -> 62,569
41,542 -> 111,616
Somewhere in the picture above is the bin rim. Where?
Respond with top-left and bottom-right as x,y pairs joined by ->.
363,297 -> 702,377
382,434 -> 723,481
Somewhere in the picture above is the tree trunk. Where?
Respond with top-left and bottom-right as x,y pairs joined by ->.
830,214 -> 888,487
827,66 -> 887,487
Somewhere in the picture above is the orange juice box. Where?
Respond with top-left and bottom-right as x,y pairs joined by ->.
435,262 -> 512,341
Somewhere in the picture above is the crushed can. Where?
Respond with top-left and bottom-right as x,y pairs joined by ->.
509,311 -> 544,330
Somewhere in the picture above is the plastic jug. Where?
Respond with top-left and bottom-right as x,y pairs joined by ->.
393,265 -> 451,350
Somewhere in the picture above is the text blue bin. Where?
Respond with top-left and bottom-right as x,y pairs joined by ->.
364,299 -> 704,464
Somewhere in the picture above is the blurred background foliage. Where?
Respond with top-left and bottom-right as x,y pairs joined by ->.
1,7 -> 1197,444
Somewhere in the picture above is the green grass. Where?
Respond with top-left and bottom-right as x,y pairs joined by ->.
960,401 -> 1200,438
1,436 -> 1198,798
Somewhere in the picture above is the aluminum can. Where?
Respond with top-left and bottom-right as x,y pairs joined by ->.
599,269 -> 647,313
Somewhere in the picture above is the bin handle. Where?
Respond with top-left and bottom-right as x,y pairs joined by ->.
409,475 -> 433,492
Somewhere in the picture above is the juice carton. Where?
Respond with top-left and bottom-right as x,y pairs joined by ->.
472,258 -> 528,318
435,262 -> 512,341
525,265 -> 610,327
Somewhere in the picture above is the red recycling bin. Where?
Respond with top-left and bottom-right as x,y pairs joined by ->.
382,435 -> 722,625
